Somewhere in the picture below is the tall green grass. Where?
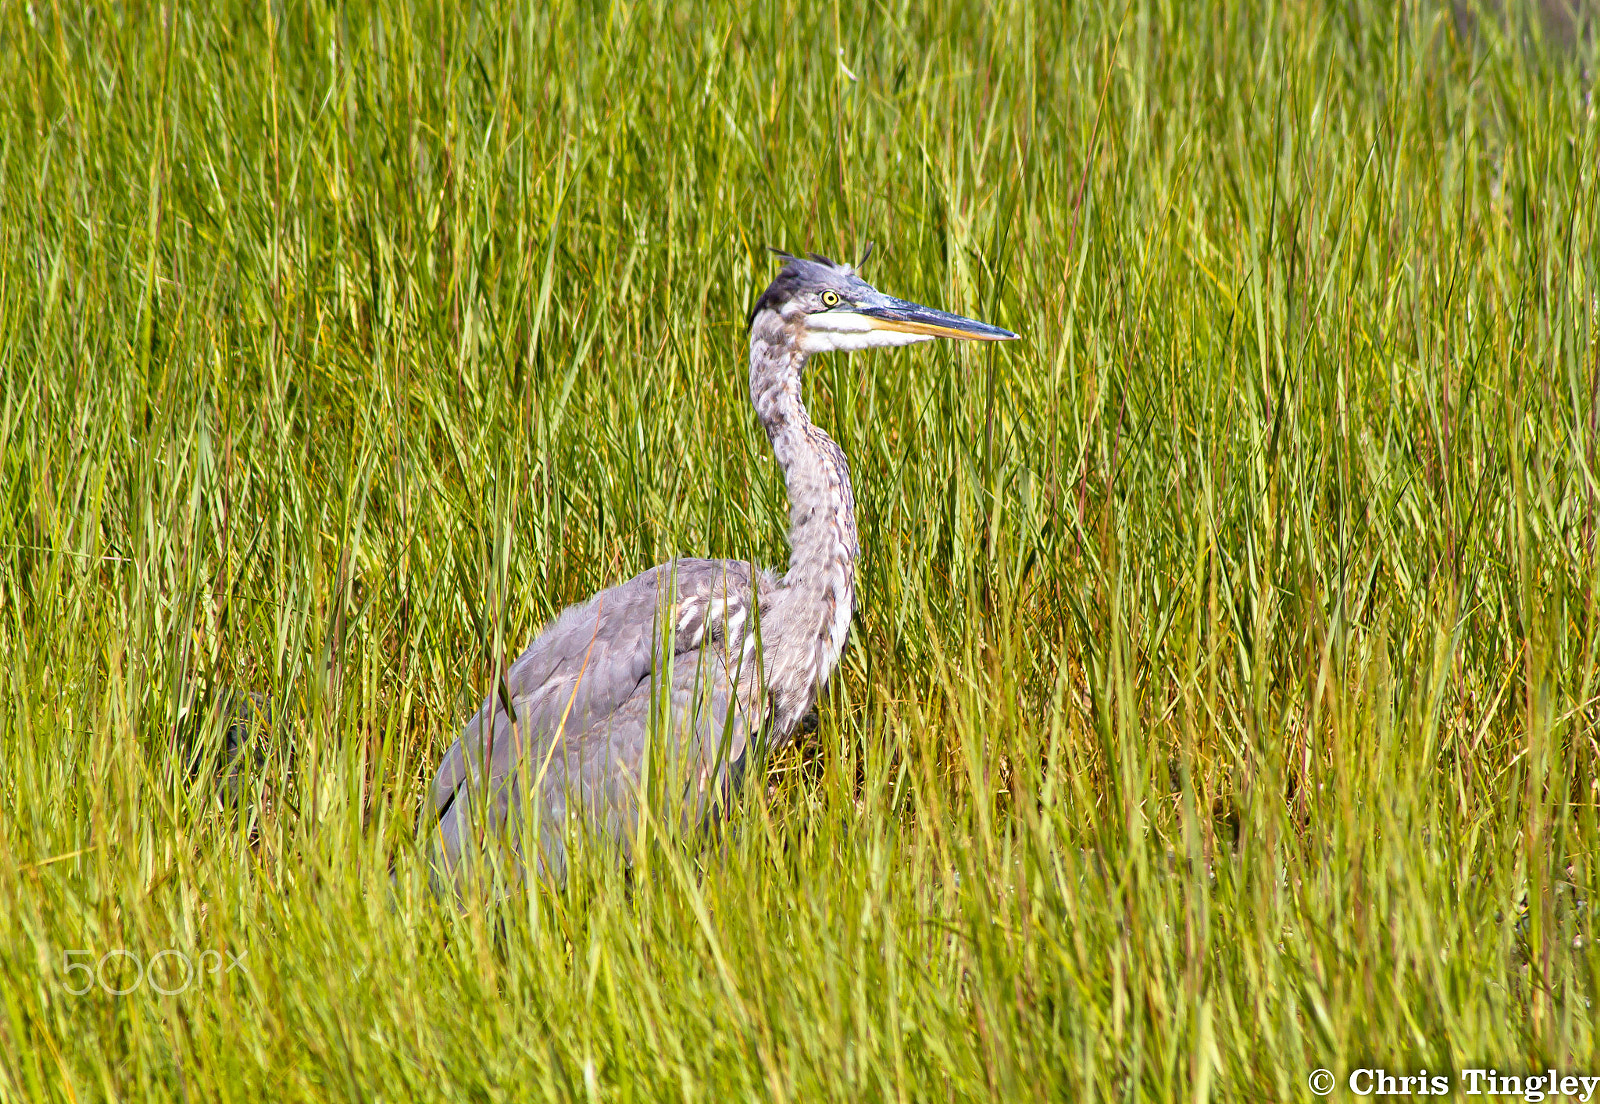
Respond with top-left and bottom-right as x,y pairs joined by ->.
1,0 -> 1597,1098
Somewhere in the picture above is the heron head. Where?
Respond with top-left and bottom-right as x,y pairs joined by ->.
749,248 -> 1018,354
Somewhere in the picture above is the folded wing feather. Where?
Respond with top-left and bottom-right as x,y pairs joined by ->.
429,558 -> 774,887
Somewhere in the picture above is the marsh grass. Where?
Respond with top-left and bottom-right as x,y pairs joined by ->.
1,0 -> 1598,1099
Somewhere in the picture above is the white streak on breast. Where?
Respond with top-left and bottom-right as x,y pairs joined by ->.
675,600 -> 700,632
827,587 -> 852,663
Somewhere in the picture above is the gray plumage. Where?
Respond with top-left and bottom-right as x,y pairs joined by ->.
428,250 -> 1017,892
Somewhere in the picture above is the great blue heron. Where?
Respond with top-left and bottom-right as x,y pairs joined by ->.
428,249 -> 1017,891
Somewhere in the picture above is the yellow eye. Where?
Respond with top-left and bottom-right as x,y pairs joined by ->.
821,290 -> 840,308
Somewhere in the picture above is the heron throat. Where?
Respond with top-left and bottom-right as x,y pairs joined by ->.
748,313 -> 859,734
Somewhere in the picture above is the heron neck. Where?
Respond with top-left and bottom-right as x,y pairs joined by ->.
749,326 -> 859,728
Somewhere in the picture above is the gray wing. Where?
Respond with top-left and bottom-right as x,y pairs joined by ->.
429,558 -> 773,889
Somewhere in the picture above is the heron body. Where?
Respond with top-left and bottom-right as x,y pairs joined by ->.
428,251 -> 1016,891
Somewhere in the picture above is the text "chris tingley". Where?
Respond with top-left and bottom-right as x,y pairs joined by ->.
1349,1070 -> 1600,1100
